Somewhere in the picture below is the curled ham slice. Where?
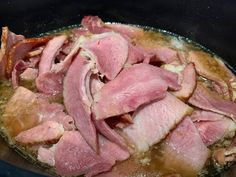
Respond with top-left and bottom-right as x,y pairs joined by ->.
63,54 -> 97,150
188,83 -> 236,121
38,35 -> 67,75
81,32 -> 128,80
93,63 -> 181,120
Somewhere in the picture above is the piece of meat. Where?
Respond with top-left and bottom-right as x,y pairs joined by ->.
2,87 -> 41,137
93,119 -> 127,150
15,121 -> 64,144
37,145 -> 56,166
191,110 -> 236,146
81,32 -> 128,80
122,93 -> 193,152
188,50 -> 235,100
36,72 -> 64,95
27,46 -> 44,58
63,54 -> 97,151
188,83 -> 236,120
55,131 -> 129,177
0,27 -> 24,78
90,75 -> 104,98
20,68 -> 38,81
93,63 -> 181,120
172,63 -> 197,100
6,37 -> 51,77
38,35 -> 67,75
162,117 -> 210,177
11,60 -> 29,89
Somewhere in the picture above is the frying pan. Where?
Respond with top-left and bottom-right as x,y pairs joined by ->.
0,0 -> 236,176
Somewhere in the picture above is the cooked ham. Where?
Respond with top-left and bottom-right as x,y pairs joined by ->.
63,54 -> 97,150
38,35 -> 67,75
188,83 -> 236,120
20,68 -> 38,81
15,121 -> 64,144
6,37 -> 51,77
0,27 -> 24,78
191,111 -> 236,146
122,93 -> 193,152
11,60 -> 29,89
55,131 -> 129,177
81,32 -> 128,80
188,50 -> 235,100
37,145 -> 56,166
36,72 -> 64,95
2,87 -> 41,136
93,63 -> 181,120
162,117 -> 210,176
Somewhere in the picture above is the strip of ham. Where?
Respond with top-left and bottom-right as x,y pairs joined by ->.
63,54 -> 97,150
15,121 -> 64,144
93,63 -> 181,120
6,37 -> 51,77
162,117 -> 210,177
38,35 -> 67,75
0,27 -> 24,78
55,131 -> 129,177
122,93 -> 193,152
81,32 -> 128,80
188,83 -> 236,120
191,111 -> 236,146
188,50 -> 235,100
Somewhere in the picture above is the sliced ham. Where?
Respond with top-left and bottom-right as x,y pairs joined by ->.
38,35 -> 67,75
188,83 -> 236,120
122,93 -> 193,152
15,121 -> 64,144
93,63 -> 181,120
37,145 -> 56,166
81,32 -> 128,80
162,117 -> 210,177
36,72 -> 64,95
191,111 -> 236,146
0,27 -> 24,78
63,54 -> 97,150
188,50 -> 235,100
6,37 -> 51,77
55,131 -> 129,177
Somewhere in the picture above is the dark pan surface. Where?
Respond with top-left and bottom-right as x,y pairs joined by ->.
0,0 -> 236,176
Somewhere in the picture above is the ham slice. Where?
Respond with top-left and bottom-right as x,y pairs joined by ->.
122,93 -> 193,152
6,37 -> 51,77
81,32 -> 128,80
188,83 -> 236,120
162,117 -> 210,177
0,27 -> 24,78
191,111 -> 236,146
15,121 -> 64,144
55,131 -> 129,177
188,50 -> 235,100
93,63 -> 181,120
63,54 -> 97,150
38,35 -> 67,75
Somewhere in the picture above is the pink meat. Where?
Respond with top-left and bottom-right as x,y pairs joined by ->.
63,54 -> 97,151
173,63 -> 196,100
191,110 -> 236,146
15,121 -> 64,144
36,72 -> 64,95
0,27 -> 24,78
82,32 -> 128,80
188,83 -> 236,120
122,93 -> 192,152
93,63 -> 181,120
38,35 -> 67,75
163,117 -> 210,176
55,131 -> 129,177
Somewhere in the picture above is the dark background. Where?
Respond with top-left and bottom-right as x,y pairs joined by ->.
0,0 -> 236,176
